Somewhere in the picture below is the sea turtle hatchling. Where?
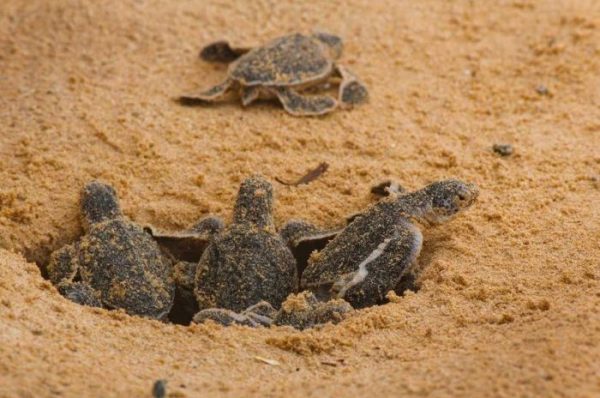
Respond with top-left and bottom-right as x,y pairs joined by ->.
192,175 -> 298,313
180,32 -> 368,116
285,179 -> 479,308
47,181 -> 175,319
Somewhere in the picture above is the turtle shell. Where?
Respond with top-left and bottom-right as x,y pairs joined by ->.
79,219 -> 175,318
228,33 -> 334,87
195,225 -> 297,313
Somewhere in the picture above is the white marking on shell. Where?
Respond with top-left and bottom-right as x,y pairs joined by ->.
335,237 -> 393,299
411,223 -> 424,259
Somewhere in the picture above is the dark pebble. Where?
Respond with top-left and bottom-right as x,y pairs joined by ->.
493,144 -> 514,157
152,380 -> 167,398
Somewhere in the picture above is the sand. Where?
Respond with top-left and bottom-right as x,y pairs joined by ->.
1,0 -> 599,397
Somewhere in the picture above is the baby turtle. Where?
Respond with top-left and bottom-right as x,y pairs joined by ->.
180,32 -> 368,116
193,176 -> 298,313
47,182 -> 175,319
292,180 -> 479,308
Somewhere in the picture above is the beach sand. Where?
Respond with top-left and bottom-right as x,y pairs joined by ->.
1,0 -> 599,396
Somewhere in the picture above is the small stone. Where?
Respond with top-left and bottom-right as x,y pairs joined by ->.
152,380 -> 167,398
535,85 -> 549,96
493,144 -> 514,157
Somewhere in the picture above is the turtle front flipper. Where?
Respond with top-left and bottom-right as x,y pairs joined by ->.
179,78 -> 236,104
269,87 -> 337,116
145,216 -> 224,263
193,308 -> 258,327
335,65 -> 368,108
279,220 -> 342,279
200,41 -> 251,63
242,301 -> 277,327
370,180 -> 408,197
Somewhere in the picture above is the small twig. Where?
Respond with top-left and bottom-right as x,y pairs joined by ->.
276,162 -> 329,186
320,360 -> 338,367
254,356 -> 280,366
320,358 -> 345,367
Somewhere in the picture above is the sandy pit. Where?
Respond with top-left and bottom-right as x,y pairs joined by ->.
1,0 -> 599,397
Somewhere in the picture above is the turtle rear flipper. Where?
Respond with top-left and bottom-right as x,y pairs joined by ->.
370,180 -> 408,197
193,308 -> 258,327
269,87 -> 337,116
335,65 -> 368,107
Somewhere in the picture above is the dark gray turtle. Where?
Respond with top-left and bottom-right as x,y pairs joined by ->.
295,179 -> 479,308
194,176 -> 298,313
180,32 -> 368,116
47,181 -> 175,319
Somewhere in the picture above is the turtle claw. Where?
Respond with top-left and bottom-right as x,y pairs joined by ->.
280,220 -> 342,278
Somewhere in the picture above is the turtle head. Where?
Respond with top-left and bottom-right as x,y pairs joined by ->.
81,181 -> 123,230
312,32 -> 343,59
233,175 -> 274,230
417,179 -> 478,225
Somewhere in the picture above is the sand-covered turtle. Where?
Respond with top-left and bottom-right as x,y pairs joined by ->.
287,180 -> 479,308
180,32 -> 368,116
47,181 -> 175,319
192,176 -> 298,313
